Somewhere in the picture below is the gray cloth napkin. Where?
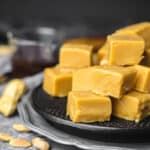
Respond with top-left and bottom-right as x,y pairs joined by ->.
0,55 -> 12,76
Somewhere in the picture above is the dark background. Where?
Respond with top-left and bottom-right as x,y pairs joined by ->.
0,0 -> 149,35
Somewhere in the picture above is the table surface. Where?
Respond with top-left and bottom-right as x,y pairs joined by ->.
0,114 -> 80,150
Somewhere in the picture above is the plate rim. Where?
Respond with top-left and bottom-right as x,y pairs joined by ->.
32,86 -> 150,133
18,91 -> 150,150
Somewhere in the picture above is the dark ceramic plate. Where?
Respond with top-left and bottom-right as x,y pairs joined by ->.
32,86 -> 150,142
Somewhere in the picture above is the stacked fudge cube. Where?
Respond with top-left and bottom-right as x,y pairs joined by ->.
98,22 -> 150,123
43,22 -> 150,123
43,37 -> 105,97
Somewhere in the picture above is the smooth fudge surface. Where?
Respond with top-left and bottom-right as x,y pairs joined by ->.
108,34 -> 145,65
116,22 -> 150,49
67,91 -> 112,123
59,66 -> 78,73
59,43 -> 94,68
72,67 -> 94,92
43,66 -> 72,97
134,65 -> 150,93
65,37 -> 106,50
72,66 -> 137,98
113,91 -> 150,122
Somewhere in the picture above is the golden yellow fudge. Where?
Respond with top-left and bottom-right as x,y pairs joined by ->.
43,66 -> 72,97
98,43 -> 109,65
67,91 -> 112,123
116,22 -> 150,49
59,43 -> 94,68
107,33 -> 145,65
112,91 -> 150,122
72,66 -> 137,98
65,37 -> 106,50
133,65 -> 150,93
72,67 -> 95,92
98,43 -> 108,60
59,66 -> 78,73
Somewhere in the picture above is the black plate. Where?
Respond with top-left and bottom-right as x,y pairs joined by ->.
32,86 -> 150,142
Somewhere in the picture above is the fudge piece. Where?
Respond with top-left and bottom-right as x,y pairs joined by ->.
134,65 -> 150,93
116,22 -> 150,49
108,33 -> 145,65
72,66 -> 137,98
72,67 -> 94,92
112,91 -> 150,122
98,43 -> 109,65
65,37 -> 106,50
67,91 -> 112,123
59,43 -> 94,68
43,66 -> 72,97
59,66 -> 78,73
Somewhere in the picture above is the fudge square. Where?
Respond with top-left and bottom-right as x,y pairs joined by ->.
134,65 -> 150,93
59,43 -> 94,68
116,22 -> 150,49
72,67 -> 95,92
67,91 -> 112,123
43,66 -> 72,97
112,91 -> 150,122
72,66 -> 137,98
107,33 -> 145,65
65,37 -> 106,50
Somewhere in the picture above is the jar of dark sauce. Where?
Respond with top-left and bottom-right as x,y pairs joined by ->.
11,24 -> 102,77
11,27 -> 63,77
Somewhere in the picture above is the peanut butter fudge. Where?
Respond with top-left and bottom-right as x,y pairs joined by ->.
134,65 -> 150,93
72,67 -> 94,92
59,43 -> 94,68
116,22 -> 150,49
43,66 -> 72,97
113,91 -> 150,122
59,66 -> 78,73
67,91 -> 112,123
108,33 -> 145,65
92,53 -> 99,65
72,66 -> 137,98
